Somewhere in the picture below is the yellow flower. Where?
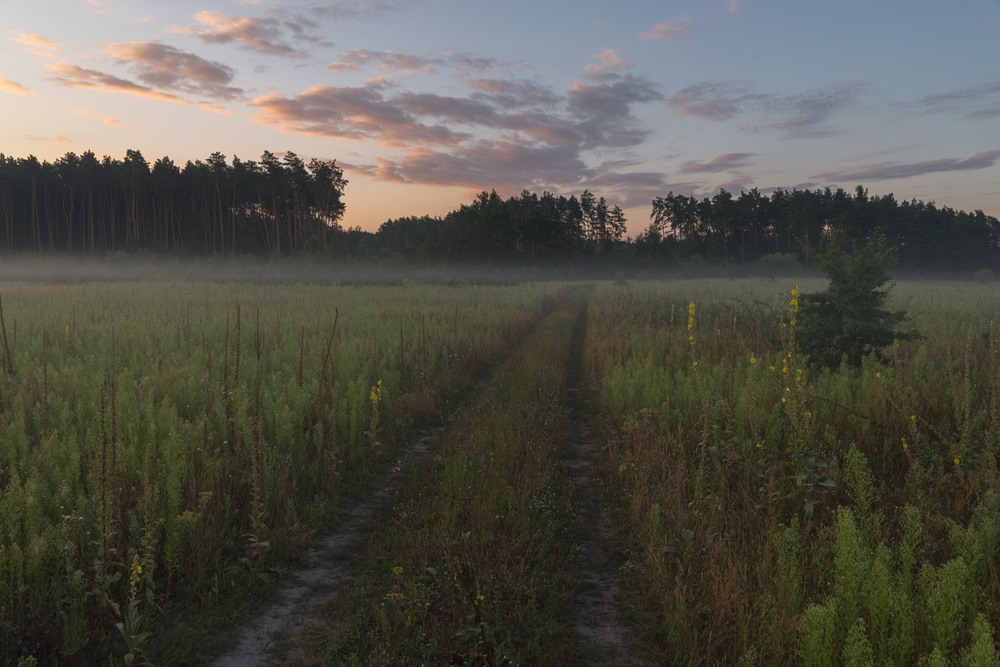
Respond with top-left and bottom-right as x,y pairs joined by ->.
750,356 -> 756,364
392,566 -> 403,576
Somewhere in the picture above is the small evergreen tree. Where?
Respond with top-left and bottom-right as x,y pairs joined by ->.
798,230 -> 919,367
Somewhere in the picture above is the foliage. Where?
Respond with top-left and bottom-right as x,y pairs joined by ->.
320,289 -> 584,663
647,185 -> 1000,271
797,231 -> 919,367
0,150 -> 346,255
586,278 -> 1000,663
0,279 -> 558,663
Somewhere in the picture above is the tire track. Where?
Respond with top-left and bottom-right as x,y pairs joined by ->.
562,291 -> 656,665
210,296 -> 562,666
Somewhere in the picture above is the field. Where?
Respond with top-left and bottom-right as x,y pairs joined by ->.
1,274 -> 999,665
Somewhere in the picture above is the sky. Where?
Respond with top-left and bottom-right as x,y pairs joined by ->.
2,0 -> 999,236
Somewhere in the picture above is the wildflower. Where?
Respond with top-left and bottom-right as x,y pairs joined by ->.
901,438 -> 908,450
954,457 -> 961,467
129,558 -> 143,588
750,356 -> 756,364
392,566 -> 404,576
756,442 -> 762,449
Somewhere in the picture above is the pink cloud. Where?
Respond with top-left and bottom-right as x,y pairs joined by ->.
102,42 -> 244,101
0,77 -> 33,94
680,153 -> 755,173
10,32 -> 61,58
172,10 -> 316,57
640,17 -> 691,41
250,84 -> 464,147
335,49 -> 440,74
45,61 -> 232,114
584,48 -> 635,77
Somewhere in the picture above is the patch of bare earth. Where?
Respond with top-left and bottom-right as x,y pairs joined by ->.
562,302 -> 656,666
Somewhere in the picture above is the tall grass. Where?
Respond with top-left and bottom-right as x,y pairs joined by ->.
585,278 -> 1000,663
319,288 -> 588,664
0,280 -> 559,663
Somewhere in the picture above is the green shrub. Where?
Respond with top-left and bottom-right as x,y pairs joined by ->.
797,230 -> 919,367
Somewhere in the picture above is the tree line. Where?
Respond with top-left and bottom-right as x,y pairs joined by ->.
0,150 -> 346,255
641,185 -> 1000,272
0,150 -> 997,272
365,185 -> 999,273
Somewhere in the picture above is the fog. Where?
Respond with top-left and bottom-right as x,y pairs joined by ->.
0,253 -> 984,287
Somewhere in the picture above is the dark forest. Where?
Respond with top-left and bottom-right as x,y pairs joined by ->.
2,150 -> 997,273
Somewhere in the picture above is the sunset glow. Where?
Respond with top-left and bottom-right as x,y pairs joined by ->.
2,1 -> 998,234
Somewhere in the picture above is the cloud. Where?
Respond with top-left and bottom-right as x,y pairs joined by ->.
372,141 -> 588,190
253,57 -> 662,198
75,107 -> 123,127
9,32 -> 60,58
309,0 -> 415,21
670,81 -> 763,121
680,153 -> 755,173
464,78 -> 560,108
441,52 -> 504,72
46,60 -> 232,114
726,0 -> 742,12
0,77 -> 34,94
568,74 -> 663,147
172,10 -> 326,57
22,134 -> 72,143
640,17 -> 692,41
811,150 -> 1000,182
331,49 -> 440,75
251,83 -> 465,146
916,81 -> 1000,119
103,42 -> 244,101
584,48 -> 635,78
329,50 -> 504,77
753,81 -> 865,137
671,80 -> 864,137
